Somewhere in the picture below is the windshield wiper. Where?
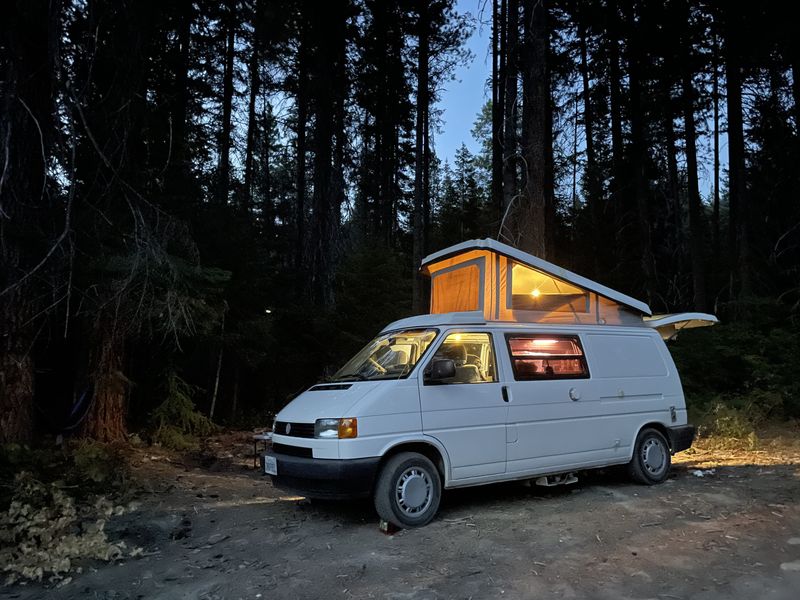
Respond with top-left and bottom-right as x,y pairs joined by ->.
334,372 -> 368,381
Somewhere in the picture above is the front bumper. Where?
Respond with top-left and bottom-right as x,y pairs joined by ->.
667,425 -> 695,453
262,449 -> 380,499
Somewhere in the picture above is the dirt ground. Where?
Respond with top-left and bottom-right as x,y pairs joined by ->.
5,430 -> 800,600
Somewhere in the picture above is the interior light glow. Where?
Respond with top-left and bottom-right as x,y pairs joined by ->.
531,289 -> 541,298
453,334 -> 462,341
532,338 -> 557,345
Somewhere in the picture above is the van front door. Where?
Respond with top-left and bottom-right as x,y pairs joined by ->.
419,331 -> 507,481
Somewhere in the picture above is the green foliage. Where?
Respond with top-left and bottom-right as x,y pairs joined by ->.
69,440 -> 127,487
150,372 -> 216,450
669,299 -> 800,436
0,441 -> 128,508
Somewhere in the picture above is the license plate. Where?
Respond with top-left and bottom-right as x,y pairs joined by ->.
264,455 -> 277,476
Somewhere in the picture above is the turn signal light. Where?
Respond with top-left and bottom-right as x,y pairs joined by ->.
338,418 -> 358,439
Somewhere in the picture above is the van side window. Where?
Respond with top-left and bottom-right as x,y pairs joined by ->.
505,334 -> 589,380
427,332 -> 497,384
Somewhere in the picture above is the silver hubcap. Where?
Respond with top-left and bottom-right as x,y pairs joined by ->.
395,467 -> 433,516
641,437 -> 666,475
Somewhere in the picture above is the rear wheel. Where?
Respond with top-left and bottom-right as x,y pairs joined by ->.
374,452 -> 441,528
628,428 -> 671,484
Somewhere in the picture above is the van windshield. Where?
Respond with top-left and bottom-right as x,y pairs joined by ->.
332,329 -> 438,381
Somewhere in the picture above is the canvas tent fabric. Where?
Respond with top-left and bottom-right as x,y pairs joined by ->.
420,239 -> 652,326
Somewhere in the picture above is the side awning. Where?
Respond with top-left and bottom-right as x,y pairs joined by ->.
644,312 -> 719,340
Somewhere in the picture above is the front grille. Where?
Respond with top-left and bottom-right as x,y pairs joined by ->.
274,421 -> 315,438
272,443 -> 313,458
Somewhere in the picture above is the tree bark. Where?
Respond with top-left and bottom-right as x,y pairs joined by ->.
164,0 -> 192,213
578,21 -> 599,219
624,2 -> 657,306
514,0 -> 549,258
217,3 -> 235,205
725,8 -> 750,296
243,0 -> 261,212
680,6 -> 707,312
294,29 -> 308,274
491,0 -> 504,217
502,0 -> 519,211
83,326 -> 127,442
0,0 -> 63,443
308,0 -> 347,307
412,1 -> 430,314
712,18 -> 721,264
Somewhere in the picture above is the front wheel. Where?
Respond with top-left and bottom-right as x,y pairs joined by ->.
628,428 -> 671,484
374,452 -> 441,528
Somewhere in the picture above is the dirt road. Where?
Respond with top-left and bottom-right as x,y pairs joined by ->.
6,437 -> 800,600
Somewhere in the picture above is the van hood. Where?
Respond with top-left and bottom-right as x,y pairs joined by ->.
276,382 -> 380,423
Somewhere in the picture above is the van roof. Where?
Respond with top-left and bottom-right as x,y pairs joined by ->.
421,238 -> 652,316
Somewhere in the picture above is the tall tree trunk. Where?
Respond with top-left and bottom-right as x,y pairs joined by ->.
217,4 -> 235,205
725,8 -> 750,296
502,0 -> 519,211
260,105 -> 273,226
294,34 -> 308,274
680,9 -> 707,312
662,81 -> 683,255
0,0 -> 63,443
412,1 -> 430,314
83,325 -> 127,442
607,0 -> 626,269
308,0 -> 347,308
422,90 -> 431,308
514,0 -> 548,258
243,0 -> 261,212
624,2 -> 657,306
712,20 -> 721,264
165,0 -> 192,214
578,21 -> 599,220
491,0 -> 504,217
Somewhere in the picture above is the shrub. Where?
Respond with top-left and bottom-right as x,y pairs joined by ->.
150,372 -> 216,450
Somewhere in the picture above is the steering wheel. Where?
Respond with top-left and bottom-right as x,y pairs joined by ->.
368,357 -> 387,374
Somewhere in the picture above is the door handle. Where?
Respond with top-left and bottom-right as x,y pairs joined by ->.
502,385 -> 510,402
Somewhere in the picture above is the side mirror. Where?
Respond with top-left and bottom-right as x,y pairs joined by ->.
426,358 -> 456,381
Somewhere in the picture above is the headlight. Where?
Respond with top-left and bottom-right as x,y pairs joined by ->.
315,418 -> 340,438
314,418 -> 358,439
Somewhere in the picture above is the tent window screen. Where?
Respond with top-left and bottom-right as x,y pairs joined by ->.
506,334 -> 589,380
430,263 -> 482,313
508,263 -> 589,313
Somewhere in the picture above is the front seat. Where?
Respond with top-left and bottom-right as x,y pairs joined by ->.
440,344 -> 481,384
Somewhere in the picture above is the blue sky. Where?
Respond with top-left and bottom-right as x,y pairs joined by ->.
433,0 -> 724,199
433,0 -> 492,165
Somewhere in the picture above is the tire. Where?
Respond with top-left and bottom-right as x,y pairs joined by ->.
374,452 -> 442,528
627,428 -> 671,485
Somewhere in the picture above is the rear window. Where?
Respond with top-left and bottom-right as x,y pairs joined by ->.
505,334 -> 589,380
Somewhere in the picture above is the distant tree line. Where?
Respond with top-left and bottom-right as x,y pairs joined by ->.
2,0 -> 799,444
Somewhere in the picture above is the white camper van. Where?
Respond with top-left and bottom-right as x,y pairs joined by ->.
264,239 -> 717,528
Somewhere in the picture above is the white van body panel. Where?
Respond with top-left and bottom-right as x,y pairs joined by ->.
270,318 -> 695,493
276,382 -> 378,423
337,379 -> 422,460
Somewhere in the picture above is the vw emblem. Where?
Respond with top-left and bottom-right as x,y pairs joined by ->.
285,423 -> 291,435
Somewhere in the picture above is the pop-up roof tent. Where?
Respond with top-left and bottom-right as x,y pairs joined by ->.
421,238 -> 717,336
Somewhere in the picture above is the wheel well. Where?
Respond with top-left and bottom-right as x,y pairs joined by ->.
379,442 -> 446,481
639,422 -> 672,450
